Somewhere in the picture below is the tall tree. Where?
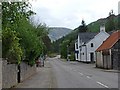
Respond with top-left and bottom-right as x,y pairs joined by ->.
106,10 -> 115,32
118,14 -> 120,30
78,20 -> 88,32
2,2 -> 48,65
60,40 -> 70,59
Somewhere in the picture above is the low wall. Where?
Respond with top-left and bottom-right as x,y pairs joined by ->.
0,59 -> 2,90
2,60 -> 36,88
2,60 -> 18,88
20,62 -> 36,82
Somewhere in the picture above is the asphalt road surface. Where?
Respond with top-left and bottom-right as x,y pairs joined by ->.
16,57 -> 119,89
49,57 -> 118,88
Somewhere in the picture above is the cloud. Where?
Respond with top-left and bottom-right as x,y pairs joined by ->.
30,0 -> 119,29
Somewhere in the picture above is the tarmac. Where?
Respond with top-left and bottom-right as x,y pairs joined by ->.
15,59 -> 57,88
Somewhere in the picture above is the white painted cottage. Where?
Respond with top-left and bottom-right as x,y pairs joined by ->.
75,25 -> 110,63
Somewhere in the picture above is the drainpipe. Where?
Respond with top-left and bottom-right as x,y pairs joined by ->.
79,46 -> 81,61
85,45 -> 87,62
95,52 -> 97,67
109,49 -> 112,69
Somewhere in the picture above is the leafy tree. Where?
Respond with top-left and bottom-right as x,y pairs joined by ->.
118,14 -> 120,30
2,28 -> 23,64
35,23 -> 51,54
2,2 -> 35,30
60,40 -> 70,59
2,2 -> 49,65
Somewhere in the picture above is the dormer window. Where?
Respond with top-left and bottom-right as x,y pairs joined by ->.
91,43 -> 93,47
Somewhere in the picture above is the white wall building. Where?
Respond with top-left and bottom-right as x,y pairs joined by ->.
75,25 -> 110,63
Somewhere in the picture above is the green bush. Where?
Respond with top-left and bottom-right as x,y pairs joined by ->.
2,28 -> 23,64
69,52 -> 75,61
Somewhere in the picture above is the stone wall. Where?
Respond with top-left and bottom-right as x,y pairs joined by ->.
20,62 -> 36,82
112,39 -> 120,70
2,60 -> 36,88
2,60 -> 18,88
0,59 -> 2,90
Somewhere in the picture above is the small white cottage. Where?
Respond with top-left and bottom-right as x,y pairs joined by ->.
75,25 -> 110,63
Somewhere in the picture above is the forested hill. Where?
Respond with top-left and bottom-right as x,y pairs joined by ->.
52,14 -> 120,54
87,14 -> 119,32
48,27 -> 72,42
62,14 -> 119,42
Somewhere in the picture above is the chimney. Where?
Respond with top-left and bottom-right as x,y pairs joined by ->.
118,1 -> 120,14
100,24 -> 105,32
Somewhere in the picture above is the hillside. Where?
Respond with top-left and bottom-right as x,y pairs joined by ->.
48,27 -> 72,41
52,14 -> 119,53
87,15 -> 118,32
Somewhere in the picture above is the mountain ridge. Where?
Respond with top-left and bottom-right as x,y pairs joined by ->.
48,27 -> 72,41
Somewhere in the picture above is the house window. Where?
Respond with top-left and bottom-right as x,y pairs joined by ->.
80,47 -> 82,51
83,53 -> 84,55
91,43 -> 94,47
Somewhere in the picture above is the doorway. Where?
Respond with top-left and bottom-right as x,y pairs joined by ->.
90,53 -> 94,62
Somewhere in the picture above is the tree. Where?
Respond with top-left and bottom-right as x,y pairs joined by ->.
2,2 -> 49,65
60,40 -> 70,59
106,10 -> 115,32
78,20 -> 88,32
2,28 -> 23,64
2,2 -> 35,30
118,14 -> 120,30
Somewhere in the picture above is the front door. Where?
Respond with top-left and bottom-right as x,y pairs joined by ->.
90,53 -> 94,62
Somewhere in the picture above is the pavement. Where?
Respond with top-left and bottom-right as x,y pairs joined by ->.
15,59 -> 57,88
62,60 -> 120,73
103,70 -> 120,73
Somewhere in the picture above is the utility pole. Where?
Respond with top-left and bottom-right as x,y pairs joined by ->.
67,45 -> 70,61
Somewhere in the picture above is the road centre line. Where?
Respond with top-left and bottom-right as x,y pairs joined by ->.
97,81 -> 109,88
86,76 -> 91,79
78,72 -> 84,76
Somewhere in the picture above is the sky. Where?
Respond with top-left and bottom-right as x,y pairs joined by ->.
30,0 -> 120,29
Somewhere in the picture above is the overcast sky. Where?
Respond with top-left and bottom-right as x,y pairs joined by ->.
30,0 -> 120,29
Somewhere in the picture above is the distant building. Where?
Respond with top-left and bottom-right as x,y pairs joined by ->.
75,25 -> 109,63
96,30 -> 120,70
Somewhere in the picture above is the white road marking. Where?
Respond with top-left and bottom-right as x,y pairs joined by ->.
97,81 -> 109,88
79,72 -> 84,76
86,76 -> 91,79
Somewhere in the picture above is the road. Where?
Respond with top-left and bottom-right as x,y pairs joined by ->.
49,57 -> 118,88
16,57 -> 118,89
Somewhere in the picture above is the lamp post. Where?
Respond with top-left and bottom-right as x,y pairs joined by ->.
67,45 -> 70,61
67,45 -> 68,61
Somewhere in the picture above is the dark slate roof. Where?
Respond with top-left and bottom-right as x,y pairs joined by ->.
78,32 -> 97,43
108,30 -> 116,35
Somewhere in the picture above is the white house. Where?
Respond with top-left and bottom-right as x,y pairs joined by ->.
75,25 -> 110,63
